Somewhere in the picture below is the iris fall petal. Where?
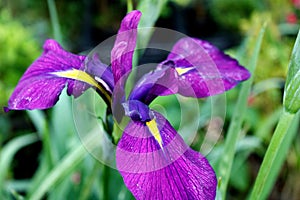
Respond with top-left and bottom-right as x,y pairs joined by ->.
167,37 -> 250,97
116,111 -> 217,200
132,37 -> 250,102
6,39 -> 86,110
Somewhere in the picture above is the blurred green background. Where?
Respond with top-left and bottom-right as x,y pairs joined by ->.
0,0 -> 299,199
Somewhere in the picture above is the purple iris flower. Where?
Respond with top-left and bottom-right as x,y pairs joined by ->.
5,10 -> 250,200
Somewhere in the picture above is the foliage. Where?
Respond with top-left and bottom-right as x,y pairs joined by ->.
1,0 -> 300,199
209,0 -> 264,31
0,9 -> 40,107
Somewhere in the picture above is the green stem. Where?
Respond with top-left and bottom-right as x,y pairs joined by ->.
47,0 -> 63,43
28,131 -> 100,200
0,134 -> 38,198
43,126 -> 55,167
218,78 -> 251,196
27,110 -> 54,167
78,159 -> 101,200
250,110 -> 295,200
217,24 -> 266,199
127,0 -> 133,13
102,164 -> 110,200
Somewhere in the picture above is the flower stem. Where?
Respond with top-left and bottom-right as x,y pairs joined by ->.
250,110 -> 296,200
47,0 -> 63,43
127,0 -> 133,13
102,164 -> 110,200
28,131 -> 100,200
217,23 -> 266,199
78,159 -> 100,200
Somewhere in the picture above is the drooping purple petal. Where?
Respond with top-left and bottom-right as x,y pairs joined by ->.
168,37 -> 250,97
6,39 -> 87,110
111,10 -> 142,84
130,37 -> 250,104
116,111 -> 217,200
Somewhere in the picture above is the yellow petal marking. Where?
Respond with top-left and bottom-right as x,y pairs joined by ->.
51,69 -> 111,102
175,67 -> 193,76
146,119 -> 163,149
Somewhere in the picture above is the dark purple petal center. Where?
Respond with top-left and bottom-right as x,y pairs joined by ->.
123,100 -> 153,122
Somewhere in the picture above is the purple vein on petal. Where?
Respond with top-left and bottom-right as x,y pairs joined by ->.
116,111 -> 217,200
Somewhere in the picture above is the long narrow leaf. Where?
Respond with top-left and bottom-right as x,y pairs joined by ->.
26,110 -> 46,135
78,160 -> 101,200
283,29 -> 300,114
217,23 -> 266,199
250,29 -> 300,200
249,111 -> 297,199
0,134 -> 38,198
27,110 -> 53,168
47,0 -> 63,43
137,0 -> 168,49
27,130 -> 101,200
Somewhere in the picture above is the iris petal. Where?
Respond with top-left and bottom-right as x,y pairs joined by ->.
111,10 -> 142,84
111,10 -> 142,121
168,37 -> 251,97
128,66 -> 179,104
116,111 -> 217,200
85,53 -> 114,93
6,39 -> 87,110
130,37 -> 250,103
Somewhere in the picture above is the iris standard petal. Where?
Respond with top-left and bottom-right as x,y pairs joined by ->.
116,111 -> 217,200
5,39 -> 100,110
111,10 -> 142,84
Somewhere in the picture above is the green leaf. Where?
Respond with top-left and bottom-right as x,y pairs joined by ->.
27,109 -> 54,168
283,29 -> 300,114
47,0 -> 63,44
137,0 -> 168,49
127,0 -> 133,13
26,110 -> 46,135
0,134 -> 38,198
5,180 -> 31,192
78,160 -> 101,200
249,110 -> 298,199
216,23 -> 266,199
51,91 -> 76,159
27,130 -> 101,200
255,107 -> 282,142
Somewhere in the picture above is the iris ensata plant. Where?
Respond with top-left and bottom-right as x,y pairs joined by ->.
5,10 -> 250,199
